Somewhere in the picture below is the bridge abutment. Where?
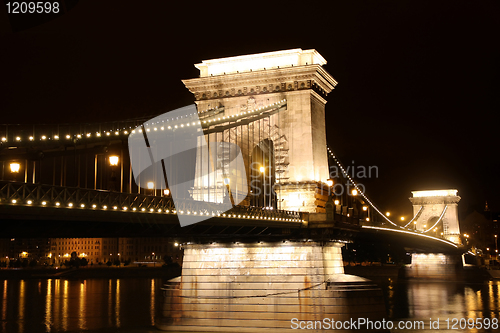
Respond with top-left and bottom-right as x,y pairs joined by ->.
157,241 -> 387,332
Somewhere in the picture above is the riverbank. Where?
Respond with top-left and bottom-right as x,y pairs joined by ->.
0,264 -> 181,279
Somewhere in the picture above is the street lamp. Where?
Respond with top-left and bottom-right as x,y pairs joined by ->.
386,212 -> 390,217
152,252 -> 155,267
109,156 -> 119,166
260,166 -> 266,207
164,189 -> 170,196
224,178 -> 235,207
108,155 -> 121,191
147,181 -> 154,196
10,162 -> 20,173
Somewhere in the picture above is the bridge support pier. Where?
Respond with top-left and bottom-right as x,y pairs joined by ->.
157,241 -> 387,332
406,253 -> 462,280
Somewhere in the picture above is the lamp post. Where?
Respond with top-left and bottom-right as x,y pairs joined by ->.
109,155 -> 120,191
152,252 -> 155,267
10,162 -> 20,173
326,179 -> 334,194
495,235 -> 498,253
147,181 -> 155,196
224,178 -> 235,207
9,162 -> 20,182
260,166 -> 266,207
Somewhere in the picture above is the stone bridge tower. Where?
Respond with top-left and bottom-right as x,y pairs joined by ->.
409,189 -> 461,244
182,49 -> 337,212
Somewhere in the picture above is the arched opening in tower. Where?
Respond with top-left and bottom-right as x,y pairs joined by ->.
250,139 -> 276,208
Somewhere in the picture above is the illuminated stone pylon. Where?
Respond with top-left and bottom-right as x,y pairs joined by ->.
157,241 -> 387,332
409,189 -> 462,244
183,49 -> 337,213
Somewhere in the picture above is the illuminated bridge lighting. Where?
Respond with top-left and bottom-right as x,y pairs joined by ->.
361,225 -> 458,248
327,145 -> 402,228
1,182 -> 301,223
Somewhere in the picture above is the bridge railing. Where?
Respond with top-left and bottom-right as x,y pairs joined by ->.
0,181 -> 303,222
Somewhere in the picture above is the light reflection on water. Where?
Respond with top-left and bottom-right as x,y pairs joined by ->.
0,278 -> 162,333
0,277 -> 499,332
382,279 -> 500,332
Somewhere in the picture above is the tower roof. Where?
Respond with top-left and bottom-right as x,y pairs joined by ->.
194,49 -> 327,77
412,189 -> 458,197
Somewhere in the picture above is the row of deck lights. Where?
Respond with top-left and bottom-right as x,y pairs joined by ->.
5,198 -> 300,221
1,129 -> 131,143
130,99 -> 288,135
1,100 -> 287,143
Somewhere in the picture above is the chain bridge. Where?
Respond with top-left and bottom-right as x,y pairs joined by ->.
0,49 -> 467,332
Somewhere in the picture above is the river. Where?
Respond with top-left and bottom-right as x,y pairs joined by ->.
0,277 -> 499,332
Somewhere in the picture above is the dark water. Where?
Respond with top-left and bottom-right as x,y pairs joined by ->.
0,278 -> 162,333
1,277 -> 499,332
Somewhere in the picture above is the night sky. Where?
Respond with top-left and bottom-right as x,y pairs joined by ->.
1,1 -> 499,219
